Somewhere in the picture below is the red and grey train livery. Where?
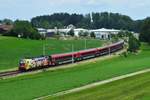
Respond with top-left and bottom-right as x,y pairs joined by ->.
19,40 -> 124,71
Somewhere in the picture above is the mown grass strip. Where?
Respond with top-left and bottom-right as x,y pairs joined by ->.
48,71 -> 150,100
38,68 -> 150,100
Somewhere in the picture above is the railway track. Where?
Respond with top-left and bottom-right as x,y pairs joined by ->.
0,70 -> 21,78
0,50 -> 125,78
0,44 -> 125,78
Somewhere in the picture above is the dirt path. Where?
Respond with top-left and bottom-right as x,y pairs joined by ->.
35,68 -> 150,100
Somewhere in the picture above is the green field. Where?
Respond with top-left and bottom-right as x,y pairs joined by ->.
0,36 -> 103,70
49,72 -> 150,100
0,43 -> 150,100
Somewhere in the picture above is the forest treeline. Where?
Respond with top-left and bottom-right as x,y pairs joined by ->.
1,12 -> 150,43
31,12 -> 143,32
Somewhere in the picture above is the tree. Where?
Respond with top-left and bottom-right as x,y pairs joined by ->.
83,32 -> 89,37
78,31 -> 89,37
117,30 -> 132,42
128,34 -> 141,52
111,34 -> 119,42
139,17 -> 150,44
78,31 -> 83,37
12,20 -> 42,40
2,19 -> 13,25
31,12 -> 140,32
117,31 -> 127,38
67,29 -> 74,37
90,32 -> 96,38
41,20 -> 50,29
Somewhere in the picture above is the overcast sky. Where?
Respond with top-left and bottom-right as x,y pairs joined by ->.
0,0 -> 150,20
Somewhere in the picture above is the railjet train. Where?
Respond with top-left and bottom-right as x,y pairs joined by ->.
19,40 -> 124,71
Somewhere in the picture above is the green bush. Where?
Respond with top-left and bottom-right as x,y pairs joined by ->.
128,34 -> 141,52
8,20 -> 43,40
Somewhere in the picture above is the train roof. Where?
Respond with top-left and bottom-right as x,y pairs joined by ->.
51,48 -> 98,58
79,48 -> 97,53
50,40 -> 124,58
98,40 -> 124,49
51,52 -> 78,58
23,56 -> 48,59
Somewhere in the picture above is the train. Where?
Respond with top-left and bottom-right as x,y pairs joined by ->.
19,40 -> 124,71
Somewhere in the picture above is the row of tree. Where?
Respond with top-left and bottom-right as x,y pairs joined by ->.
1,12 -> 150,43
139,17 -> 150,44
0,19 -> 13,25
31,12 -> 143,32
2,20 -> 44,40
31,12 -> 150,45
31,13 -> 84,29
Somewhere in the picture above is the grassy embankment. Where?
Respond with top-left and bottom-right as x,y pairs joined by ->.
0,36 -> 103,70
0,43 -> 150,100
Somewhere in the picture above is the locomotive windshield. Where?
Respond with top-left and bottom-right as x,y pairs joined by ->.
19,59 -> 25,67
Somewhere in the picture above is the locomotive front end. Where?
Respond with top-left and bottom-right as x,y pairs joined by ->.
19,56 -> 50,71
19,59 -> 32,71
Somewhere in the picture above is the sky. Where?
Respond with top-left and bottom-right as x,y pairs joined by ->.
0,0 -> 150,20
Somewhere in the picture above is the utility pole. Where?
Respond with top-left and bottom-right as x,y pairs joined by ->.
43,44 -> 45,56
71,44 -> 74,63
43,44 -> 48,56
109,46 -> 111,55
85,38 -> 87,50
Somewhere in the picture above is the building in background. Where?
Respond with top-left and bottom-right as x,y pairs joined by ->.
37,27 -> 123,39
90,28 -> 120,39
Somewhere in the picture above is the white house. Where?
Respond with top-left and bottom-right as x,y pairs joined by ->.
90,28 -> 120,39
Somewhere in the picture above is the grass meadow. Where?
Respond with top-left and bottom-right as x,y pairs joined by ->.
0,36 -> 103,70
0,43 -> 150,100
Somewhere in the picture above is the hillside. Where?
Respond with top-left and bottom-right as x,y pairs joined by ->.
0,43 -> 150,100
49,71 -> 150,100
0,36 -> 103,70
31,12 -> 143,32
